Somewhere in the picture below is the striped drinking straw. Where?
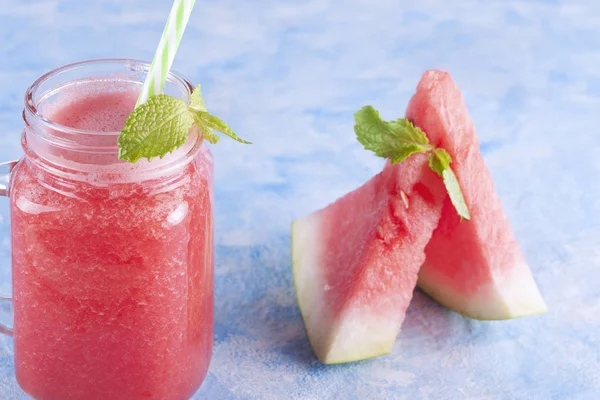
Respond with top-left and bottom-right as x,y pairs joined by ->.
136,0 -> 196,107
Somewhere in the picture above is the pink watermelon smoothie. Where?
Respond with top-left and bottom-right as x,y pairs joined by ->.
292,153 -> 446,364
407,71 -> 547,319
11,83 -> 214,399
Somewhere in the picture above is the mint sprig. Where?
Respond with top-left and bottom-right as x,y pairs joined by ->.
119,85 -> 250,163
355,106 -> 433,164
190,111 -> 251,144
354,106 -> 470,220
428,148 -> 470,220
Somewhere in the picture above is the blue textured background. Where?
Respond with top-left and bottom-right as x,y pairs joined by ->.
1,0 -> 599,399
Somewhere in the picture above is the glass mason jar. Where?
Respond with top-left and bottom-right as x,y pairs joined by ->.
0,59 -> 214,400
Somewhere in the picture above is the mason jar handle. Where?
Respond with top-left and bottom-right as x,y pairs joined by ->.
0,160 -> 17,337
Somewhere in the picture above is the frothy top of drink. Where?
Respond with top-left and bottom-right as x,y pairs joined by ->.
25,77 -> 207,184
43,80 -> 140,133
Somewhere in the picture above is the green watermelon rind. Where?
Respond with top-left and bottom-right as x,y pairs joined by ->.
291,220 -> 394,364
417,266 -> 548,321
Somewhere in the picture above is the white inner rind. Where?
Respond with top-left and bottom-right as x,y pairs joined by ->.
418,262 -> 547,320
292,216 -> 399,364
292,216 -> 328,358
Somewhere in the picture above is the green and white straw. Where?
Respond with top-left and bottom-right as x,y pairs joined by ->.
136,0 -> 196,107
119,0 -> 250,163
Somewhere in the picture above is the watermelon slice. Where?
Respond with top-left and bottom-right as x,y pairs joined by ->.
292,154 -> 446,364
407,71 -> 547,320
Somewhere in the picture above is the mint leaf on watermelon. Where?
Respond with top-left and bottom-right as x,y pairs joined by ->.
428,148 -> 471,220
354,106 -> 433,164
427,147 -> 452,174
354,106 -> 470,221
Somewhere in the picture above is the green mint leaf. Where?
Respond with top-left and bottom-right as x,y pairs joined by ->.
427,147 -> 452,176
354,105 -> 432,164
190,86 -> 219,143
119,94 -> 194,163
190,109 -> 252,144
200,126 -> 220,144
118,85 -> 250,163
428,148 -> 471,220
189,84 -> 207,112
188,85 -> 251,144
353,105 -> 470,221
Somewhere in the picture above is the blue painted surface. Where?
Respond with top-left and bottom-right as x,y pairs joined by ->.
0,0 -> 599,399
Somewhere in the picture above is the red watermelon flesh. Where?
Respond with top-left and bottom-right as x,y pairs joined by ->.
292,154 -> 446,364
407,71 -> 547,320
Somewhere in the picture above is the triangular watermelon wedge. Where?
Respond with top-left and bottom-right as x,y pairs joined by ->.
407,71 -> 547,320
292,154 -> 446,364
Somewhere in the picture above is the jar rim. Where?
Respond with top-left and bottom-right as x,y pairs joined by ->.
24,58 -> 195,138
21,59 -> 205,184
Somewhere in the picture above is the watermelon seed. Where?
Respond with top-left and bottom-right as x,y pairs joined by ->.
400,190 -> 410,209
